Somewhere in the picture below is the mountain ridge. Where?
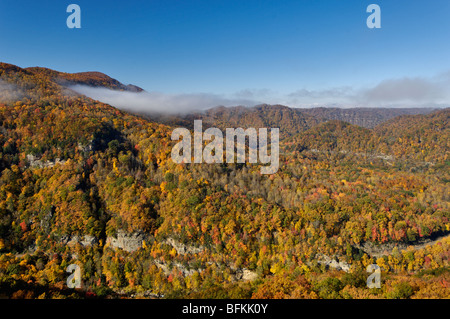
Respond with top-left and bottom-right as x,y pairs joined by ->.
143,102 -> 440,135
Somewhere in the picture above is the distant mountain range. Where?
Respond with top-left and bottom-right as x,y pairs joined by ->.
144,104 -> 439,141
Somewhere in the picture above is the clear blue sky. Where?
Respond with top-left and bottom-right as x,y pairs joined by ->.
1,0 -> 449,107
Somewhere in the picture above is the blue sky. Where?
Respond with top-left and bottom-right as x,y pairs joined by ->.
1,0 -> 449,109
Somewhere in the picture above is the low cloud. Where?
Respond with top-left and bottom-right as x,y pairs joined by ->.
0,79 -> 26,102
69,85 -> 260,114
233,88 -> 274,100
285,72 -> 450,108
360,76 -> 448,105
69,70 -> 450,113
286,86 -> 355,106
288,87 -> 353,99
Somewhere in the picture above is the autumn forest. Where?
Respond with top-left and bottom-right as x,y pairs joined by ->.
0,62 -> 448,299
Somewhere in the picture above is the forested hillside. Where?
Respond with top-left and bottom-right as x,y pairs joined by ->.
0,62 -> 448,299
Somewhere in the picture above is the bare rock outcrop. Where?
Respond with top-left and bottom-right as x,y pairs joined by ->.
154,260 -> 199,277
316,254 -> 351,272
62,234 -> 98,247
27,154 -> 66,168
106,230 -> 146,252
236,268 -> 258,281
354,233 -> 450,258
165,237 -> 204,255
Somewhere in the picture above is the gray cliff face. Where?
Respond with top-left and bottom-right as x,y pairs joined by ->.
26,154 -> 66,168
61,234 -> 98,247
354,233 -> 450,258
315,254 -> 351,272
106,230 -> 146,252
165,237 -> 204,255
58,231 -> 146,252
234,268 -> 258,281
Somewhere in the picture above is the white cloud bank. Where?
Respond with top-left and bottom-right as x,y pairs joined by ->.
69,85 -> 261,114
360,76 -> 449,106
286,72 -> 450,108
69,71 -> 450,113
0,79 -> 26,102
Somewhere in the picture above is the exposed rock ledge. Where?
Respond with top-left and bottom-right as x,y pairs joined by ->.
165,237 -> 204,255
229,265 -> 258,281
61,234 -> 98,247
234,268 -> 258,281
355,233 -> 450,258
27,154 -> 66,168
106,230 -> 147,252
154,260 -> 198,277
315,254 -> 351,272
